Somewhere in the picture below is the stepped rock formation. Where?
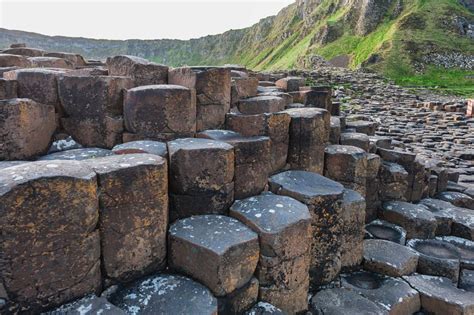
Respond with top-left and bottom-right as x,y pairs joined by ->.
0,41 -> 473,314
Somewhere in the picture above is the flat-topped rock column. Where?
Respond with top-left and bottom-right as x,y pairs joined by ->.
0,53 -> 32,68
340,189 -> 366,269
197,130 -> 271,199
231,71 -> 258,107
123,85 -> 196,141
365,153 -> 382,221
4,68 -> 67,116
169,66 -> 231,131
167,138 -> 234,220
0,98 -> 56,160
268,170 -> 345,288
0,161 -> 101,313
324,145 -> 368,197
230,193 -> 312,314
226,111 -> 291,174
58,75 -> 134,148
85,154 -> 168,283
238,96 -> 286,114
284,108 -> 330,174
111,274 -> 218,315
378,162 -> 409,202
275,76 -> 305,92
106,55 -> 168,86
112,140 -> 168,157
169,215 -> 259,299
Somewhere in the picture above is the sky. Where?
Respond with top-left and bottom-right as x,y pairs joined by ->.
0,0 -> 295,40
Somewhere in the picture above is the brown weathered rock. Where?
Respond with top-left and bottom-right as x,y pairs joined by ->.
4,68 -> 67,113
378,162 -> 409,201
2,47 -> 44,57
86,154 -> 168,283
198,130 -> 270,199
168,138 -> 234,220
218,277 -> 259,315
0,78 -> 17,99
0,53 -> 31,67
28,56 -> 74,69
169,215 -> 259,296
169,66 -> 231,131
284,107 -> 330,174
238,96 -> 286,115
44,52 -> 87,67
346,120 -> 377,135
341,189 -> 366,269
0,98 -> 56,160
269,170 -> 344,288
366,153 -> 382,221
0,161 -> 101,312
275,76 -> 305,92
330,116 -> 341,144
341,132 -> 370,151
258,279 -> 309,314
324,145 -> 368,196
226,111 -> 291,173
58,75 -> 133,148
124,85 -> 196,141
106,55 -> 168,86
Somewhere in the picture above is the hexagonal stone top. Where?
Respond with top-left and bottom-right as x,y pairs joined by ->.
46,294 -> 125,315
198,129 -> 269,144
38,148 -> 113,161
269,170 -> 344,204
382,201 -> 437,222
84,154 -> 166,174
168,138 -> 233,154
283,107 -> 328,118
111,274 -> 217,315
230,193 -> 310,235
112,140 -> 168,157
0,160 -> 95,195
365,220 -> 407,245
325,144 -> 366,156
437,236 -> 474,268
169,215 -> 258,255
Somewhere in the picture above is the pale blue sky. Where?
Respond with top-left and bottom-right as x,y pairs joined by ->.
0,0 -> 294,40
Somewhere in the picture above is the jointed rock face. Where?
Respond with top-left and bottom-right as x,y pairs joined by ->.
0,45 -> 473,314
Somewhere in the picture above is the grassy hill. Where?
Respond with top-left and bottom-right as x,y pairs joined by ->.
1,0 -> 473,95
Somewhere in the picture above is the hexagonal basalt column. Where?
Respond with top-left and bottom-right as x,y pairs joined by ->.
85,154 -> 168,283
226,111 -> 290,174
0,161 -> 101,312
106,55 -> 169,86
112,140 -> 168,158
284,107 -> 330,174
365,219 -> 407,245
275,77 -> 305,92
363,239 -> 419,277
238,96 -> 286,115
340,189 -> 366,269
403,274 -> 474,315
0,78 -> 17,100
169,215 -> 259,297
169,66 -> 231,131
111,274 -> 218,315
380,201 -> 438,239
123,85 -> 196,141
341,271 -> 420,315
340,132 -> 370,152
167,138 -> 234,220
58,75 -> 134,148
378,162 -> 409,201
324,145 -> 368,197
366,153 -> 382,221
407,239 -> 461,282
197,130 -> 271,199
268,170 -> 345,288
230,193 -> 312,313
0,98 -> 56,160
4,68 -> 67,114
38,148 -> 113,161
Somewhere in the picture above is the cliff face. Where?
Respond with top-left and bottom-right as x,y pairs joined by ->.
0,0 -> 473,76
